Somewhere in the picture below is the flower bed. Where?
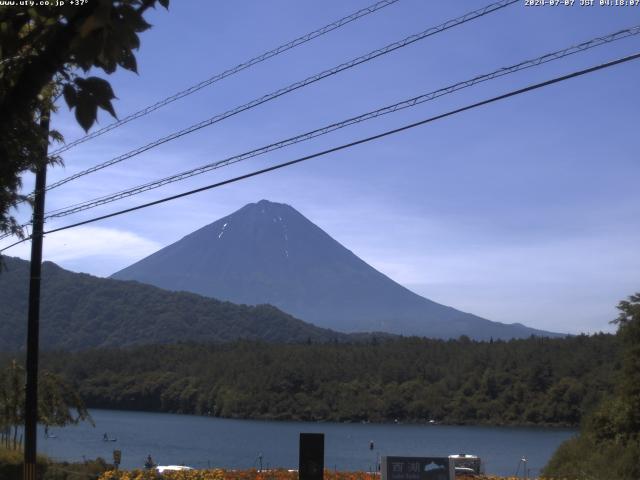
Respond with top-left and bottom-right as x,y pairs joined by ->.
98,469 -> 533,480
100,469 -> 378,480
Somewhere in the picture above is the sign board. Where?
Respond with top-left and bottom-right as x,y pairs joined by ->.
299,433 -> 324,480
381,456 -> 453,480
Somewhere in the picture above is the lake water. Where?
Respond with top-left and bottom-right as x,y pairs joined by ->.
38,409 -> 575,476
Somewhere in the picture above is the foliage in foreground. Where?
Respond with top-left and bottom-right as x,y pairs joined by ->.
0,360 -> 91,450
0,1 -> 169,239
0,445 -> 111,479
99,469 -> 370,480
543,293 -> 640,480
98,469 -> 528,480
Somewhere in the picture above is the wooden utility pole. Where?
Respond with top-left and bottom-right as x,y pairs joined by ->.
23,109 -> 50,480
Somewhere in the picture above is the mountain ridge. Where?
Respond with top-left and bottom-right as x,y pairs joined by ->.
112,200 -> 563,340
0,256 -> 349,351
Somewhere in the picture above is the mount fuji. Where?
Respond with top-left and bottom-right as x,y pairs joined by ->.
112,200 -> 561,340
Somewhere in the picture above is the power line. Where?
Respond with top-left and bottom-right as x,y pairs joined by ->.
42,25 -> 640,220
41,0 -> 518,193
49,0 -> 402,156
4,49 -> 637,253
1,237 -> 29,252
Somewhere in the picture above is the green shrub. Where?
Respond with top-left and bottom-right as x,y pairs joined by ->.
0,447 -> 111,480
543,293 -> 640,480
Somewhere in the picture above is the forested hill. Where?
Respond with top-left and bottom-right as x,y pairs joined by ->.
32,334 -> 619,427
0,256 -> 347,350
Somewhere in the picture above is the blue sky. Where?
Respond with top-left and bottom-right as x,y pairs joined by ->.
3,0 -> 639,334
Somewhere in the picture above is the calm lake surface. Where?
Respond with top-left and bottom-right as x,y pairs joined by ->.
38,409 -> 575,476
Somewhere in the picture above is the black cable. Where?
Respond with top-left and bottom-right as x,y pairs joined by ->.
42,25 -> 640,220
1,237 -> 29,253
4,51 -> 638,253
49,0 -> 402,156
41,0 -> 518,193
18,51 -> 636,243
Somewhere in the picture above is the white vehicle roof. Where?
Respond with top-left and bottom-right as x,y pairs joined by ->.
156,465 -> 193,473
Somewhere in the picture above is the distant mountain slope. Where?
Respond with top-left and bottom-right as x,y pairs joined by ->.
112,200 -> 562,340
0,256 -> 346,351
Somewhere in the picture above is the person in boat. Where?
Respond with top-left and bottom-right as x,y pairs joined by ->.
103,433 -> 108,441
145,454 -> 155,469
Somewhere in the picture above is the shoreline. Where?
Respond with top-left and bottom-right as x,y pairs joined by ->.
82,406 -> 580,430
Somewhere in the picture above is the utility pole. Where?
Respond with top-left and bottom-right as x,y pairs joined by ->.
23,108 -> 50,480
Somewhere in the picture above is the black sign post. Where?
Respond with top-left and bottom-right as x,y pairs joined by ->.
299,433 -> 324,480
113,450 -> 121,471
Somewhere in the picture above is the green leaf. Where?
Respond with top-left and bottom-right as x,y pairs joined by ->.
84,76 -> 115,100
120,49 -> 137,73
70,32 -> 103,71
72,76 -> 117,122
120,5 -> 152,33
98,98 -> 117,119
75,93 -> 98,132
79,1 -> 112,39
49,129 -> 64,144
62,83 -> 77,108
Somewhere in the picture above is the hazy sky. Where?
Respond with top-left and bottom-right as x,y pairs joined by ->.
3,0 -> 639,334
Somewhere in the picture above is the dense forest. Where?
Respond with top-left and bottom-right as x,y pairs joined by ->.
0,256 -> 348,350
10,333 -> 618,427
